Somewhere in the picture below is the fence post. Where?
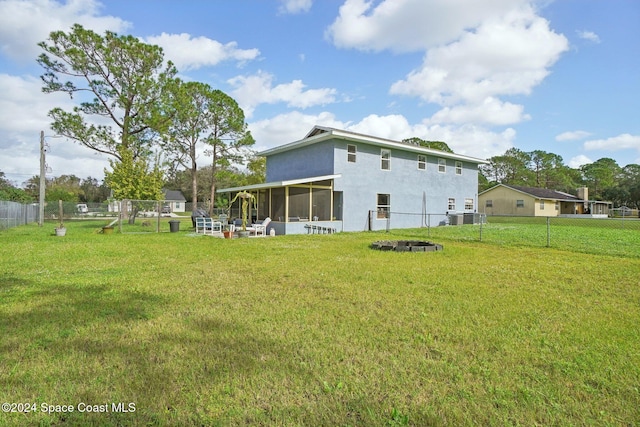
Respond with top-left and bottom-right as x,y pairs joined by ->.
546,216 -> 551,248
479,216 -> 483,242
386,212 -> 390,233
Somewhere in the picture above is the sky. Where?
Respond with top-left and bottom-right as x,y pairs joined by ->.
0,0 -> 639,186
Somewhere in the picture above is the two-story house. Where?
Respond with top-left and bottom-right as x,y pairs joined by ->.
218,126 -> 488,234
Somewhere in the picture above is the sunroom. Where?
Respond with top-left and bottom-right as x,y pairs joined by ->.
218,174 -> 343,235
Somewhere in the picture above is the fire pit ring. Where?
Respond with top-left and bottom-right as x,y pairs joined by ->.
371,240 -> 443,252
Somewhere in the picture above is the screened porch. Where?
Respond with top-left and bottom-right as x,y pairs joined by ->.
219,175 -> 343,235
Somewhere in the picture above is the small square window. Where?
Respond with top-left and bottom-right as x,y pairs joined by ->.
381,149 -> 391,170
347,144 -> 356,163
486,199 -> 493,208
455,161 -> 463,175
516,200 -> 524,208
438,158 -> 446,173
417,155 -> 426,170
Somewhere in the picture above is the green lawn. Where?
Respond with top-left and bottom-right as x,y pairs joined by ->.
1,220 -> 639,426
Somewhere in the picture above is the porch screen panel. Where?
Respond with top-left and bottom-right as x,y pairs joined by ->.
257,190 -> 268,220
289,187 -> 310,220
312,188 -> 331,221
271,188 -> 285,221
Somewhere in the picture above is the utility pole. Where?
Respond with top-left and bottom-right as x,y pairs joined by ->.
38,131 -> 45,227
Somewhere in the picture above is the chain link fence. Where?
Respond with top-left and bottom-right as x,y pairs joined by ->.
0,200 -> 38,230
382,211 -> 640,257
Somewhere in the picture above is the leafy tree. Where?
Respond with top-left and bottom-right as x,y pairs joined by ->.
0,171 -> 12,189
163,81 -> 239,207
245,156 -> 266,185
580,158 -> 620,200
201,91 -> 254,215
482,148 -> 534,185
80,177 -> 110,203
38,24 -> 177,199
0,172 -> 33,203
104,147 -> 164,223
403,137 -> 453,153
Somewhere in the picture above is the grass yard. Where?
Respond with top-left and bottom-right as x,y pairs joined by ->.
1,220 -> 639,426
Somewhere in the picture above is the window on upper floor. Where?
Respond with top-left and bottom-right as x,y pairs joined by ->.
417,154 -> 426,170
455,161 -> 463,175
438,158 -> 446,173
347,144 -> 356,163
381,149 -> 391,170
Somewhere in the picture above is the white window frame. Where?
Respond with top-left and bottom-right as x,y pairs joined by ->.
381,149 -> 391,170
347,144 -> 356,163
540,200 -> 545,210
455,161 -> 463,175
465,198 -> 474,211
448,198 -> 456,211
377,193 -> 390,219
516,200 -> 524,208
417,154 -> 426,170
438,158 -> 446,173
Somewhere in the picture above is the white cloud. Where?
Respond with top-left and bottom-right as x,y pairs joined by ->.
568,155 -> 592,168
0,0 -> 130,62
390,5 -> 569,106
426,97 -> 530,126
577,30 -> 601,43
326,0 -> 531,53
555,130 -> 591,141
145,33 -> 260,71
583,134 -> 640,151
249,111 -> 345,152
250,112 -> 512,161
278,0 -> 313,14
0,73 -> 111,182
228,71 -> 337,118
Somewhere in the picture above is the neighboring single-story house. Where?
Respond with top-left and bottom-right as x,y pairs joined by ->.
478,184 -> 611,217
163,190 -> 186,213
219,126 -> 487,234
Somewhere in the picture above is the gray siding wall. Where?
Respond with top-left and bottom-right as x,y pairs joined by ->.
332,140 -> 479,232
266,141 -> 335,182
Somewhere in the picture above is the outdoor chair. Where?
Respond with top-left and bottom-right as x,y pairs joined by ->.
195,217 -> 223,237
248,217 -> 271,237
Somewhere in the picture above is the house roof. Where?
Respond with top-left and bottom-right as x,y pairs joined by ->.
218,174 -> 341,193
480,184 -> 584,201
258,126 -> 489,165
163,189 -> 186,201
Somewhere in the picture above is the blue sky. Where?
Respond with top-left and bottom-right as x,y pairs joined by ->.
0,0 -> 638,185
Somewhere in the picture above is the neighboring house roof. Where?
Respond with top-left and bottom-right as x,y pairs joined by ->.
258,125 -> 488,165
218,174 -> 341,193
163,189 -> 186,201
480,184 -> 584,201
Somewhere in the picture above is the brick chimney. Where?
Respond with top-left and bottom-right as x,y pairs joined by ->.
577,187 -> 588,201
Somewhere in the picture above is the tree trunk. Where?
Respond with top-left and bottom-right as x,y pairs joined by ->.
209,148 -> 218,216
190,143 -> 198,209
